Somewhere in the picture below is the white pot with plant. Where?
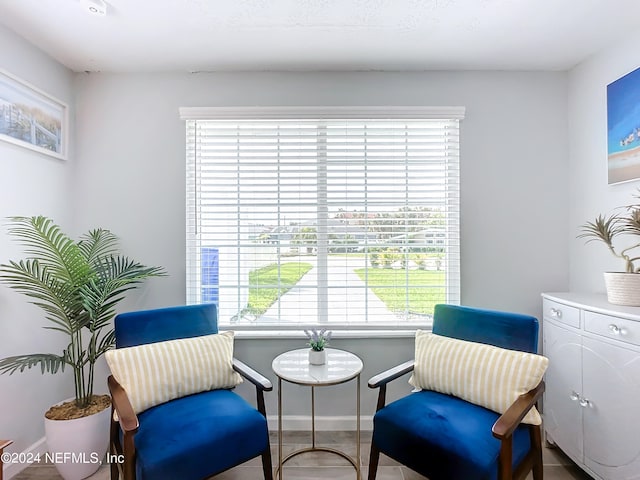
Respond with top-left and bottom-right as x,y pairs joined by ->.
579,194 -> 640,306
0,216 -> 165,479
305,328 -> 331,365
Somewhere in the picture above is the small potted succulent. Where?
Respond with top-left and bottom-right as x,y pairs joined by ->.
579,192 -> 640,305
304,328 -> 331,365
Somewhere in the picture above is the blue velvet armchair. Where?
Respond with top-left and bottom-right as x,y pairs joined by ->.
368,304 -> 545,480
107,304 -> 273,480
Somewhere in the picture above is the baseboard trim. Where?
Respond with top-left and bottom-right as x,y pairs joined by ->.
4,437 -> 48,480
266,415 -> 373,432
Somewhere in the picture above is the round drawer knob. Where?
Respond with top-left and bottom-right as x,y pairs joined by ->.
550,308 -> 562,318
608,324 -> 621,335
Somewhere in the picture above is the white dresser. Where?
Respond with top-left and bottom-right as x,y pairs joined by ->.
541,292 -> 640,480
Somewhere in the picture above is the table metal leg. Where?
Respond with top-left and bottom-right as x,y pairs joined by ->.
278,377 -> 282,480
311,385 -> 316,448
357,374 -> 361,479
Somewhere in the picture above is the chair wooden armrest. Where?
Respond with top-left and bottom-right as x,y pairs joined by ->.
233,358 -> 273,391
108,375 -> 139,434
108,375 -> 139,480
1,440 -> 13,480
368,360 -> 415,411
492,382 -> 545,480
232,358 -> 272,417
492,381 -> 545,440
368,360 -> 415,389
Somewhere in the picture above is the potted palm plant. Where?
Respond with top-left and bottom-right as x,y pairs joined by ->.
579,192 -> 640,305
0,216 -> 165,479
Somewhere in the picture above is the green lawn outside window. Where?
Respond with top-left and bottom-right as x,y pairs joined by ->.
247,262 -> 313,315
354,268 -> 445,315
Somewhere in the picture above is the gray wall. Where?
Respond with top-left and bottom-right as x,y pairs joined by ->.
0,25 -> 75,456
0,19 -> 579,457
568,28 -> 640,292
71,70 -> 569,421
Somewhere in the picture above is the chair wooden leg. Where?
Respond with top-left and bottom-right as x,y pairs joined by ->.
368,442 -> 380,480
109,413 -> 121,480
109,436 -> 119,480
261,444 -> 273,480
530,425 -> 543,480
122,433 -> 136,480
110,462 -> 119,480
498,436 -> 513,480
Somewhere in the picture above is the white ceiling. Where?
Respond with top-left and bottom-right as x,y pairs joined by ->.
1,0 -> 639,73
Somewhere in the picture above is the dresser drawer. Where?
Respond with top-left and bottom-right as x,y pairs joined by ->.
542,298 -> 580,328
584,311 -> 640,347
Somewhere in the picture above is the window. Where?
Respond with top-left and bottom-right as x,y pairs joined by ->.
181,107 -> 463,330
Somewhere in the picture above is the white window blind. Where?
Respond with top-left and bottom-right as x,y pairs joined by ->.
182,107 -> 463,330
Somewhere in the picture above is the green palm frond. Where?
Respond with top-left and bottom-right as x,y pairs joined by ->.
81,256 -> 166,331
96,330 -> 116,357
7,216 -> 92,288
85,330 -> 116,366
0,259 -> 82,334
0,354 -> 67,375
77,228 -> 120,265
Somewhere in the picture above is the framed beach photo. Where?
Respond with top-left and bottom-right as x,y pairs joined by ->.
607,66 -> 640,184
0,69 -> 67,160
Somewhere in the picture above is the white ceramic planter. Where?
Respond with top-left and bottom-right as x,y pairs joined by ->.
603,272 -> 640,306
308,349 -> 327,365
44,398 -> 111,480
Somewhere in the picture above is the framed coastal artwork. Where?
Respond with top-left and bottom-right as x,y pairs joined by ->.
0,69 -> 67,160
607,66 -> 640,184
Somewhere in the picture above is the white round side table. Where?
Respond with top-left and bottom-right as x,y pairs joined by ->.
272,348 -> 363,479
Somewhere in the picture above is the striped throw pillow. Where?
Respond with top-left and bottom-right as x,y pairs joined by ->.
408,330 -> 548,425
105,331 -> 242,414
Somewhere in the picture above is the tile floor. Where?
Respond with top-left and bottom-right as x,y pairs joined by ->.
14,431 -> 593,479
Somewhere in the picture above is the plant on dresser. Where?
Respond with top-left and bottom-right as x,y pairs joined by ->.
578,192 -> 640,305
542,292 -> 640,480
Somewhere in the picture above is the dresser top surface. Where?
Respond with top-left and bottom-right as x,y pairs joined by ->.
542,292 -> 640,321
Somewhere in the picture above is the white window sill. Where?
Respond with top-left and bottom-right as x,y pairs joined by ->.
226,328 -> 430,340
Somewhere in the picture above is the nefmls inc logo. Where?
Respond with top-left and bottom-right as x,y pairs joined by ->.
46,452 -> 101,464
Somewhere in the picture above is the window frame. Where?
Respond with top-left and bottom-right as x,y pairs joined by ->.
180,106 -> 465,333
